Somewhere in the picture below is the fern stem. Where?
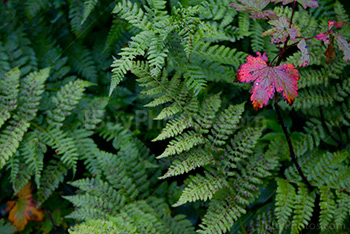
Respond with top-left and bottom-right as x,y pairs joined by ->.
274,96 -> 312,190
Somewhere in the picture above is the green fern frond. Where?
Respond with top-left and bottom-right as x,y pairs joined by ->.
153,114 -> 193,141
47,79 -> 93,128
0,67 -> 20,112
20,132 -> 46,187
68,219 -> 120,234
110,31 -> 153,95
79,97 -> 108,130
25,0 -> 49,19
0,68 -> 49,169
195,93 -> 222,131
173,172 -> 228,207
81,0 -> 98,25
40,127 -> 79,173
198,188 -> 247,234
37,160 -> 68,204
64,178 -> 126,219
157,131 -> 204,159
67,44 -> 98,82
112,0 -> 151,30
193,41 -> 248,69
209,103 -> 245,145
275,179 -> 296,233
159,148 -> 213,179
8,153 -> 31,194
319,186 -> 336,230
291,184 -> 316,234
334,190 -> 350,228
69,128 -> 101,175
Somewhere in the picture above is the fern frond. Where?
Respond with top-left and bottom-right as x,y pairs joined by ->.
110,31 -> 153,95
0,68 -> 49,168
25,0 -> 49,19
198,188 -> 247,234
275,179 -> 296,233
160,148 -> 213,179
69,128 -> 101,175
319,186 -> 336,230
291,184 -> 316,234
67,44 -> 98,82
37,160 -> 68,204
173,172 -> 228,207
112,0 -> 151,30
20,132 -> 45,187
195,93 -> 222,131
79,97 -> 108,130
0,67 -> 20,112
40,127 -> 79,173
64,178 -> 126,219
68,219 -> 119,234
157,131 -> 204,159
153,114 -> 193,141
81,0 -> 98,25
209,103 -> 245,145
334,190 -> 350,228
8,153 -> 31,194
47,79 -> 93,128
193,41 -> 248,69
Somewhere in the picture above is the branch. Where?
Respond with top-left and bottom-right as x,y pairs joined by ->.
45,209 -> 59,234
274,96 -> 313,190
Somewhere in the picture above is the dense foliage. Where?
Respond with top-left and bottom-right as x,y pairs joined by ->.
0,0 -> 350,233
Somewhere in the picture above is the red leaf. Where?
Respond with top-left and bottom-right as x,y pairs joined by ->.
237,52 -> 299,110
229,0 -> 277,19
262,16 -> 300,43
271,0 -> 319,9
325,36 -> 336,64
328,21 -> 344,30
316,32 -> 330,45
229,0 -> 270,12
297,39 -> 310,67
316,21 -> 350,62
334,33 -> 350,62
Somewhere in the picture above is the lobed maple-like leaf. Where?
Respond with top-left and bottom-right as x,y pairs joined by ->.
236,52 -> 299,109
315,21 -> 350,62
229,0 -> 277,19
271,0 -> 319,9
334,33 -> 350,62
262,16 -> 300,43
6,182 -> 44,231
297,39 -> 310,67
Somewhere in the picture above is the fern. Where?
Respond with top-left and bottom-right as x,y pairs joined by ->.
291,184 -> 316,234
81,0 -> 98,25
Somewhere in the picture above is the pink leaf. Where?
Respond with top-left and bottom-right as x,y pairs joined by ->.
328,21 -> 344,30
297,39 -> 310,67
229,0 -> 270,12
316,33 -> 330,45
229,0 -> 276,19
237,52 -> 299,109
262,16 -> 300,43
334,33 -> 350,62
271,0 -> 319,9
